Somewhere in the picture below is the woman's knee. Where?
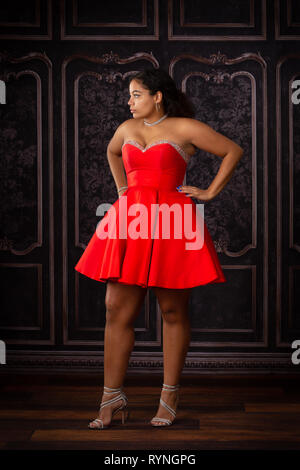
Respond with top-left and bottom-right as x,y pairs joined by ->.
161,307 -> 189,324
105,294 -> 134,325
105,302 -> 122,324
104,282 -> 146,325
153,287 -> 191,324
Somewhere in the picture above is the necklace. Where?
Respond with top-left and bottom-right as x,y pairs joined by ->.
143,113 -> 168,126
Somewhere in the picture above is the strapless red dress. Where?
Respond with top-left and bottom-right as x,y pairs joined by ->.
74,139 -> 226,289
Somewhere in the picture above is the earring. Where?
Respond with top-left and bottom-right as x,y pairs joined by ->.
156,103 -> 160,111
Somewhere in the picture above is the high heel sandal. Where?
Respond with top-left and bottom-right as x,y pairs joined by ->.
150,383 -> 180,427
88,385 -> 130,430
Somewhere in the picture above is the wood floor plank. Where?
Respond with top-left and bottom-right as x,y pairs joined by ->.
245,403 -> 300,412
0,373 -> 299,450
30,428 -> 300,442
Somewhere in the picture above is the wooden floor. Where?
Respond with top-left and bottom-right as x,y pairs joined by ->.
0,372 -> 300,450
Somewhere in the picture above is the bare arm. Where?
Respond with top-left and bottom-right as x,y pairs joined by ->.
179,118 -> 244,199
106,121 -> 129,195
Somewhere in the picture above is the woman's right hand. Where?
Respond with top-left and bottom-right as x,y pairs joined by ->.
118,188 -> 127,198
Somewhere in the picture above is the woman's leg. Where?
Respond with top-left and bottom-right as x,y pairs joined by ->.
104,281 -> 147,387
89,281 -> 147,427
150,286 -> 192,424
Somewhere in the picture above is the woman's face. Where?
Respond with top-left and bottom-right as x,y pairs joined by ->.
128,79 -> 162,118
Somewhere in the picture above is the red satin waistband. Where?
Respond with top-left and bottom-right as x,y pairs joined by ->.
127,169 -> 183,191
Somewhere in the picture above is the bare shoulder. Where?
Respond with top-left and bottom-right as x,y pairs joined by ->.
107,119 -> 134,155
173,117 -> 205,133
171,117 -> 203,147
116,117 -> 140,137
174,117 -> 244,158
170,117 -> 200,135
117,118 -> 135,133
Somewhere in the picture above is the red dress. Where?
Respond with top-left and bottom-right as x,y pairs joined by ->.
74,139 -> 226,289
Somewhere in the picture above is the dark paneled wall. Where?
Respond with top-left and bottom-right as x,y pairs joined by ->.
0,0 -> 299,373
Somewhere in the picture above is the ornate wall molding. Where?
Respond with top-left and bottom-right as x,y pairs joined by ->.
3,351 -> 295,373
0,0 -> 52,40
61,0 -> 159,41
276,54 -> 300,347
0,52 -> 54,344
168,0 -> 267,41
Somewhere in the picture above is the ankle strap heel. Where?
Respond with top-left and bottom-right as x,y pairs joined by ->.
103,386 -> 123,395
162,383 -> 180,392
88,386 -> 129,430
150,383 -> 180,427
102,386 -> 128,408
102,386 -> 127,407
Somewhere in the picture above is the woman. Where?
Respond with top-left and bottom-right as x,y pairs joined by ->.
75,68 -> 243,429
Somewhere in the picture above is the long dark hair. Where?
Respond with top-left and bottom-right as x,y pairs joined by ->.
129,68 -> 195,118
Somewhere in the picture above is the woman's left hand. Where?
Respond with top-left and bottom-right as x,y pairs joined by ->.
177,186 -> 215,201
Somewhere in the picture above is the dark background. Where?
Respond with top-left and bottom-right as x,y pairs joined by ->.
0,0 -> 299,373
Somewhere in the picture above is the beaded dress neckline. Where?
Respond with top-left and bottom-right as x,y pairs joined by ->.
122,139 -> 191,164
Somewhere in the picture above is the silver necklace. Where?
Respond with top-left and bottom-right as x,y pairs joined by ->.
143,113 -> 168,126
